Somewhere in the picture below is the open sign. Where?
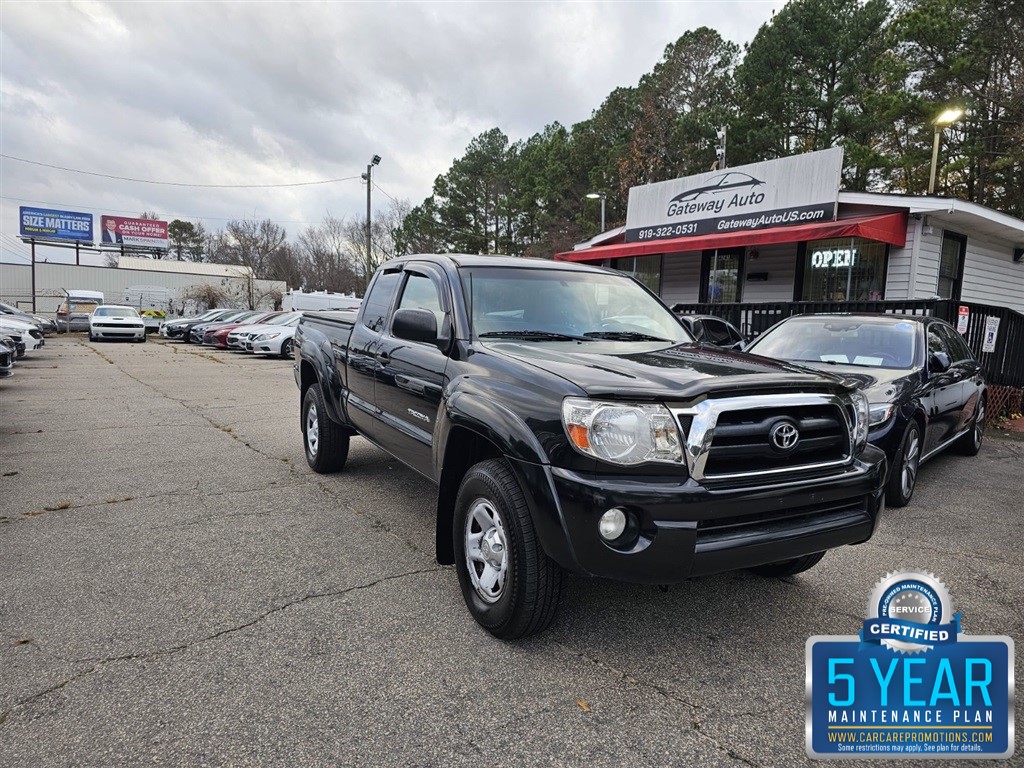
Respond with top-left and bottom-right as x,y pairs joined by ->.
811,248 -> 858,268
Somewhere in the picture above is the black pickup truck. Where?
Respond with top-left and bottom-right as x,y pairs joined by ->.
294,255 -> 886,639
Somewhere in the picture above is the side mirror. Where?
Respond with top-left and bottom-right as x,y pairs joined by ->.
392,308 -> 439,346
928,351 -> 951,374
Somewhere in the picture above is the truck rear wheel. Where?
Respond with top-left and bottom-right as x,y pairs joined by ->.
302,383 -> 349,473
454,459 -> 563,639
749,552 -> 825,578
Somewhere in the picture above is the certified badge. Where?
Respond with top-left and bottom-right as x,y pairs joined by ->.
862,571 -> 961,654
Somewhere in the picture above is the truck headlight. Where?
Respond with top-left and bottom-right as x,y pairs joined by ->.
850,391 -> 870,451
562,397 -> 682,466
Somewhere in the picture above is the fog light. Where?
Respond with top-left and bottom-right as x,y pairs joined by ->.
599,508 -> 628,541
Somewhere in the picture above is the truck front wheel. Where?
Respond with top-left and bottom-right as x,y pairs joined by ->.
453,459 -> 563,639
302,383 -> 349,473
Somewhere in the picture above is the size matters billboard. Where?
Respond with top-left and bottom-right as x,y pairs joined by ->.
19,206 -> 94,242
100,215 -> 169,249
624,147 -> 844,243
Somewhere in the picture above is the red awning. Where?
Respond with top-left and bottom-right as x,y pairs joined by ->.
554,212 -> 908,262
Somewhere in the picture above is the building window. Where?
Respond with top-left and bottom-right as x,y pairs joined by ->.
801,237 -> 886,302
612,255 -> 662,295
699,249 -> 744,303
937,231 -> 966,300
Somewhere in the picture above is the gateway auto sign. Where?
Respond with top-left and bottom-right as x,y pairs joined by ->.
624,147 -> 843,244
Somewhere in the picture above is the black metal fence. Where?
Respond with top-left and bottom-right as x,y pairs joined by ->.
671,299 -> 1024,387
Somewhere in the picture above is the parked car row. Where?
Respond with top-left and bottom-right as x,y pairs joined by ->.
0,302 -> 52,380
158,308 -> 310,358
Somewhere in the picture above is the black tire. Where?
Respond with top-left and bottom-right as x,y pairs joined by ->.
954,395 -> 985,456
301,383 -> 349,473
453,459 -> 563,639
280,338 -> 293,359
137,335 -> 147,343
885,421 -> 922,508
749,552 -> 826,578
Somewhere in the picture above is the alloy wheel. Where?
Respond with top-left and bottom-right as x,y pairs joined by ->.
901,430 -> 920,499
974,400 -> 985,449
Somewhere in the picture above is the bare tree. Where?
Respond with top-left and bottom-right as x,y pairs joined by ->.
203,228 -> 231,264
221,219 -> 287,278
266,242 -> 303,289
297,214 -> 360,293
180,283 -> 230,310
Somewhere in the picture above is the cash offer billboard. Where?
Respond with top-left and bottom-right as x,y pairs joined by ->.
100,215 -> 169,249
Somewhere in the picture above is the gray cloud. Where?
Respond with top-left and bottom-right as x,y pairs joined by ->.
1,0 -> 784,265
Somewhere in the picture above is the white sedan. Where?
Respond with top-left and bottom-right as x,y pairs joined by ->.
250,314 -> 302,357
0,317 -> 44,353
226,312 -> 302,352
89,305 -> 146,342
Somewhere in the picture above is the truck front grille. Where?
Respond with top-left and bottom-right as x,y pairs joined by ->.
703,405 -> 848,476
671,393 -> 854,481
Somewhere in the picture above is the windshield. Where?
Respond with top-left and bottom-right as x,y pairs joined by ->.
460,266 -> 693,344
215,312 -> 248,322
94,307 -> 140,318
271,313 -> 302,327
749,317 -> 917,369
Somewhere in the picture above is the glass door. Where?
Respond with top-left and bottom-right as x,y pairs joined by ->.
701,249 -> 744,303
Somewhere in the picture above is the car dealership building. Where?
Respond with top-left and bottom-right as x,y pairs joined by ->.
556,149 -> 1024,390
557,149 -> 1024,313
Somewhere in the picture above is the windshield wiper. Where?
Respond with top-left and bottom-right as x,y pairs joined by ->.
478,330 -> 591,342
584,331 -> 671,342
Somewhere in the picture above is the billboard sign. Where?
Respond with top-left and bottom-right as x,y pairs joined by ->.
19,206 -> 94,242
624,147 -> 844,243
100,215 -> 169,249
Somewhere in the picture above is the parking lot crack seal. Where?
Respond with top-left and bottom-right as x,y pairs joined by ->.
78,346 -> 300,469
552,641 -> 763,768
0,567 -> 442,726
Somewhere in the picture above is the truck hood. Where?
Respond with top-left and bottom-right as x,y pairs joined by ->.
485,341 -> 851,400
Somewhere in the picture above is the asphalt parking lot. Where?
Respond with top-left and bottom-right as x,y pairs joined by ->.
1,335 -> 1021,767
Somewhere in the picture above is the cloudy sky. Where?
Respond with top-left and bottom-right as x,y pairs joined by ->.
1,0 -> 785,265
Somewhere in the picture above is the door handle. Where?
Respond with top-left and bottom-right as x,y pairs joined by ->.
376,350 -> 390,363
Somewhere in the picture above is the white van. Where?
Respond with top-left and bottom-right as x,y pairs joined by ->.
282,290 -> 361,312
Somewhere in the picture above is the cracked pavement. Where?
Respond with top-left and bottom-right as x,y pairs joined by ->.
1,336 -> 1020,766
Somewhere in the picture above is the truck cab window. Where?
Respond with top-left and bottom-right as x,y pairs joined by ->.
397,273 -> 444,327
362,271 -> 401,332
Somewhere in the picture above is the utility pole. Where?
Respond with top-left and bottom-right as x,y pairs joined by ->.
361,154 -> 381,286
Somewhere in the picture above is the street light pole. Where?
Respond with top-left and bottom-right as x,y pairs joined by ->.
585,192 -> 606,233
361,154 -> 381,284
927,108 -> 963,195
928,126 -> 942,195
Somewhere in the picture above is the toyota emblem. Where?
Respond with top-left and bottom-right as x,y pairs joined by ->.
769,421 -> 799,451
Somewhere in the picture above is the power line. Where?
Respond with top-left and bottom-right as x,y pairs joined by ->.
0,195 -> 324,226
1,154 -> 362,189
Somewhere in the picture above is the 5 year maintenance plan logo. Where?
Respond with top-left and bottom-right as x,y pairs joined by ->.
806,571 -> 1014,759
